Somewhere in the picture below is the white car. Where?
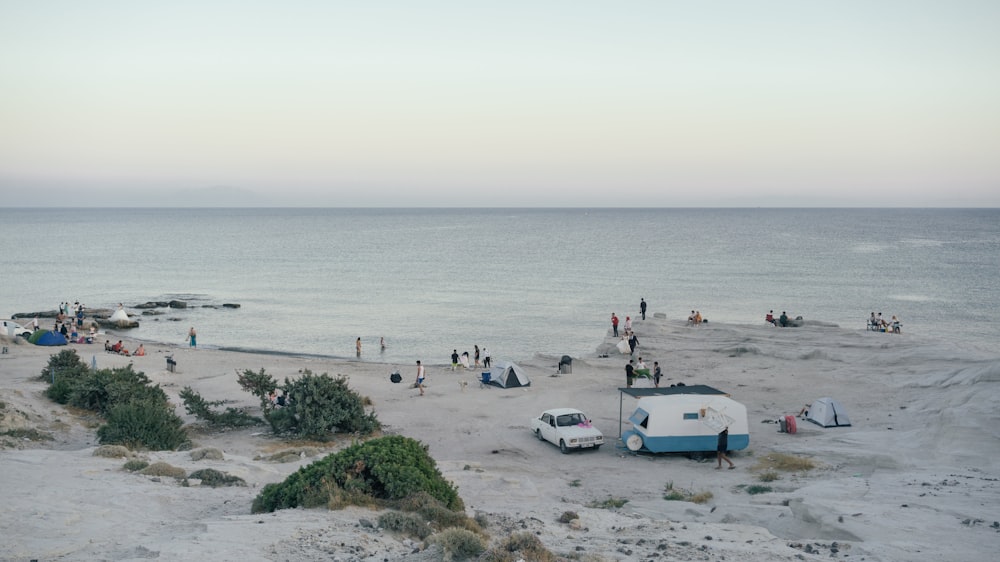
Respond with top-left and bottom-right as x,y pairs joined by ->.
531,408 -> 604,453
1,320 -> 32,338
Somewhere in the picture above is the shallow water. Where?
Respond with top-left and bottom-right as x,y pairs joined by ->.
1,207 -> 997,363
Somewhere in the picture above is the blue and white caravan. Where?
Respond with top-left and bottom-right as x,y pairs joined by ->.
622,394 -> 749,454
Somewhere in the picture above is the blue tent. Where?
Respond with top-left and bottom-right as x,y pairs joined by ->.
33,330 -> 68,346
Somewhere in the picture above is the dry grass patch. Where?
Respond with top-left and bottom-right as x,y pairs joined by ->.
752,452 -> 817,473
141,461 -> 187,479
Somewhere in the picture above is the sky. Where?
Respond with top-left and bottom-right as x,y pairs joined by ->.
1,1 -> 998,207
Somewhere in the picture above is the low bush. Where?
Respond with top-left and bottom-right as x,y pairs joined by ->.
758,470 -> 780,482
378,511 -> 433,539
123,459 -> 149,472
745,485 -> 772,495
426,528 -> 486,561
141,461 -> 187,479
586,496 -> 628,509
251,435 -> 461,514
188,468 -> 247,487
480,532 -> 557,562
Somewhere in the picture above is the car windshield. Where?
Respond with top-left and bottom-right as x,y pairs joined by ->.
557,414 -> 583,427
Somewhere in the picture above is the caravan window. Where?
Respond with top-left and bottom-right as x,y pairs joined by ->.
683,412 -> 699,420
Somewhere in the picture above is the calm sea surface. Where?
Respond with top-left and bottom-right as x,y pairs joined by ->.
1,208 -> 997,364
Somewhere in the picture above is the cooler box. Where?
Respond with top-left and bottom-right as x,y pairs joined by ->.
481,372 -> 491,384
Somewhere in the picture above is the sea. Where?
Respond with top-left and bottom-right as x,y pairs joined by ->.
1,208 -> 998,365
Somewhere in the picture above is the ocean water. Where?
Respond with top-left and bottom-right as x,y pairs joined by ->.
1,208 -> 997,364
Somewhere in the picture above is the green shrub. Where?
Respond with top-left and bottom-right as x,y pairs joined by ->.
251,435 -> 461,514
426,528 -> 486,561
67,365 -> 166,417
40,349 -> 89,382
123,459 -> 149,472
96,399 -> 188,451
179,386 -> 263,428
236,367 -> 278,407
745,485 -> 772,495
378,511 -> 433,539
42,350 -> 90,403
188,468 -> 247,487
269,371 -> 381,440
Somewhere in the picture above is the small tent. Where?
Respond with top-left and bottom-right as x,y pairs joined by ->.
30,330 -> 67,346
487,360 -> 531,388
805,397 -> 852,428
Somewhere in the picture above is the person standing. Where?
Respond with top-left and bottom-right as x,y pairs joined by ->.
356,337 -> 362,357
653,361 -> 662,388
611,313 -> 619,338
624,316 -> 632,336
716,426 -> 735,469
451,349 -> 459,371
188,327 -> 197,348
625,360 -> 635,388
640,298 -> 647,321
483,347 -> 491,368
380,337 -> 386,351
474,344 -> 481,367
415,360 -> 426,396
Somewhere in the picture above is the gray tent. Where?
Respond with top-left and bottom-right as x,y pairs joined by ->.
487,360 -> 531,388
805,397 -> 852,428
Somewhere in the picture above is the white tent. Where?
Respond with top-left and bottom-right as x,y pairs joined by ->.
805,397 -> 852,428
487,360 -> 531,388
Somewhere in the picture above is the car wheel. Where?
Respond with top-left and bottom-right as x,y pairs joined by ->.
559,440 -> 569,454
535,429 -> 544,441
594,445 -> 601,451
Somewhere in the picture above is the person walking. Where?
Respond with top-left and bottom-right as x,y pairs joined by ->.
415,360 -> 426,396
188,327 -> 197,348
716,426 -> 735,469
628,333 -> 639,355
611,313 -> 619,338
653,361 -> 662,388
640,298 -> 647,320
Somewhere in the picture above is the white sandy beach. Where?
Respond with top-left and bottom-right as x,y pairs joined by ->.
2,316 -> 998,561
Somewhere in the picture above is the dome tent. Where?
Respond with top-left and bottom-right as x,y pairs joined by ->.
486,361 -> 531,388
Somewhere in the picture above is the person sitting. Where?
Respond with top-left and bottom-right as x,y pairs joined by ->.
694,311 -> 703,324
765,310 -> 776,326
687,310 -> 697,324
868,312 -> 878,331
105,340 -> 113,353
133,344 -> 146,356
111,340 -> 122,353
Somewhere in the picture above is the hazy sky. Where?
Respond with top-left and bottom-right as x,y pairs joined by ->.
2,1 -> 998,207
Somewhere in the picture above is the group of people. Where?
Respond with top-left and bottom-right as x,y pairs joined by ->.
624,357 -> 663,388
867,312 -> 901,333
105,340 -> 145,356
686,310 -> 703,325
450,345 -> 490,370
765,310 -> 793,327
